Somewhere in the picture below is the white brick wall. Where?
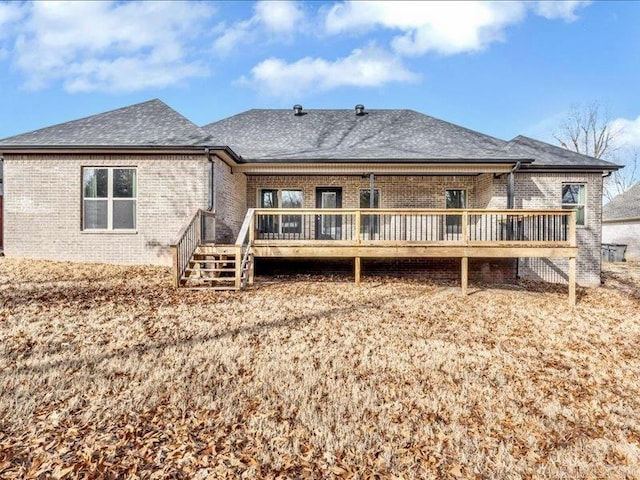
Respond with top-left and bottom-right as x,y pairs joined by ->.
4,153 -> 208,265
214,159 -> 247,243
496,171 -> 603,286
246,175 -> 491,209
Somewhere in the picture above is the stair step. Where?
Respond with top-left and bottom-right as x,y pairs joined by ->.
196,245 -> 237,255
186,286 -> 239,291
185,268 -> 236,273
189,258 -> 235,263
192,254 -> 235,261
182,276 -> 236,283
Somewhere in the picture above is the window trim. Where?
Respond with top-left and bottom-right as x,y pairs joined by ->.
359,188 -> 381,209
257,188 -> 303,235
561,183 -> 586,227
82,167 -> 137,232
444,188 -> 467,209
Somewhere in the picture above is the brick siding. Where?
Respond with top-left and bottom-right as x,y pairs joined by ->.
214,159 -> 247,243
246,175 -> 492,209
3,153 -> 209,265
491,172 -> 603,286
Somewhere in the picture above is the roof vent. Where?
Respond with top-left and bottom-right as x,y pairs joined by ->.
293,104 -> 303,116
355,104 -> 365,116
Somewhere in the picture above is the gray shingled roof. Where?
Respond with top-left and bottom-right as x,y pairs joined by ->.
504,135 -> 619,168
202,109 -> 515,161
603,182 -> 640,220
0,100 -> 623,170
0,99 -> 208,146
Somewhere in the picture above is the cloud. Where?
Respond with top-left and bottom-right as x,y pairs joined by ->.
213,1 -> 304,56
240,45 -> 419,97
533,1 -> 591,21
324,1 -> 590,56
254,1 -> 304,33
12,1 -> 214,93
610,115 -> 640,149
0,2 -> 26,45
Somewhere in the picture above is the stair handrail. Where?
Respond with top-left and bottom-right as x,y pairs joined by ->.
171,209 -> 213,287
234,208 -> 256,289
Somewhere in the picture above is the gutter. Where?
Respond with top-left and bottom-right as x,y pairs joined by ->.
0,144 -> 244,164
603,216 -> 640,224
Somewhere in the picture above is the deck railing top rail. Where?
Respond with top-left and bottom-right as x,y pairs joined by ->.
252,208 -> 576,215
249,208 -> 577,248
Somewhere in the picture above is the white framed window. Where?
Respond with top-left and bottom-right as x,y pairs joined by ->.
258,188 -> 303,234
562,183 -> 586,226
83,167 -> 137,231
445,189 -> 466,235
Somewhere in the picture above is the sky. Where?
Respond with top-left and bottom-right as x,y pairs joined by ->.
0,0 -> 639,165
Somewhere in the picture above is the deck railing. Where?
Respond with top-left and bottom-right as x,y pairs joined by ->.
171,209 -> 216,287
251,208 -> 576,246
234,208 -> 256,288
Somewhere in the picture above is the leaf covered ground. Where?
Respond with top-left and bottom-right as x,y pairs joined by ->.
0,258 -> 639,479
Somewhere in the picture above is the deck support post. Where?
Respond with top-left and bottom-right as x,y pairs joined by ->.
248,255 -> 255,285
568,210 -> 577,306
568,256 -> 576,306
461,256 -> 468,296
172,245 -> 179,288
235,246 -> 242,289
355,257 -> 361,284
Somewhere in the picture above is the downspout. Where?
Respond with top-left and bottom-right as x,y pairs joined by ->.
507,161 -> 521,278
205,147 -> 214,211
203,148 -> 215,244
369,173 -> 375,208
369,173 -> 375,238
507,161 -> 521,209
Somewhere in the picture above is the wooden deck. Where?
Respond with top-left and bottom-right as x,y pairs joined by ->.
173,208 -> 578,304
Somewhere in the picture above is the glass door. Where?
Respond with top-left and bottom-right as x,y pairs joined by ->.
315,187 -> 342,239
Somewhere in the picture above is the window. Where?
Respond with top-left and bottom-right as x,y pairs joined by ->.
258,189 -> 303,235
360,188 -> 380,234
83,167 -> 137,230
562,184 -> 586,226
281,190 -> 303,234
445,189 -> 466,235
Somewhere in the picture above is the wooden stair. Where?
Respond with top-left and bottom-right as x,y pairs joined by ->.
180,244 -> 253,291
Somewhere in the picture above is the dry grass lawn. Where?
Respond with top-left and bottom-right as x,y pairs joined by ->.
1,258 -> 639,479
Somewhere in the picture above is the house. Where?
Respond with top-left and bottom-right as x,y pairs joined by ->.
0,99 -> 620,302
602,182 -> 640,261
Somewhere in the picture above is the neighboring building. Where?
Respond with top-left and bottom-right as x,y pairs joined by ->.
0,99 -> 620,296
603,182 -> 640,261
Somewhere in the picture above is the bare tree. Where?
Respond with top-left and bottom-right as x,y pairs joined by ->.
553,102 -> 618,159
554,102 -> 639,201
605,150 -> 639,201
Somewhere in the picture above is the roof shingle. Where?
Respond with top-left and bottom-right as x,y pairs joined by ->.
202,109 -> 512,161
503,135 -> 619,169
0,99 -> 208,146
603,182 -> 640,220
